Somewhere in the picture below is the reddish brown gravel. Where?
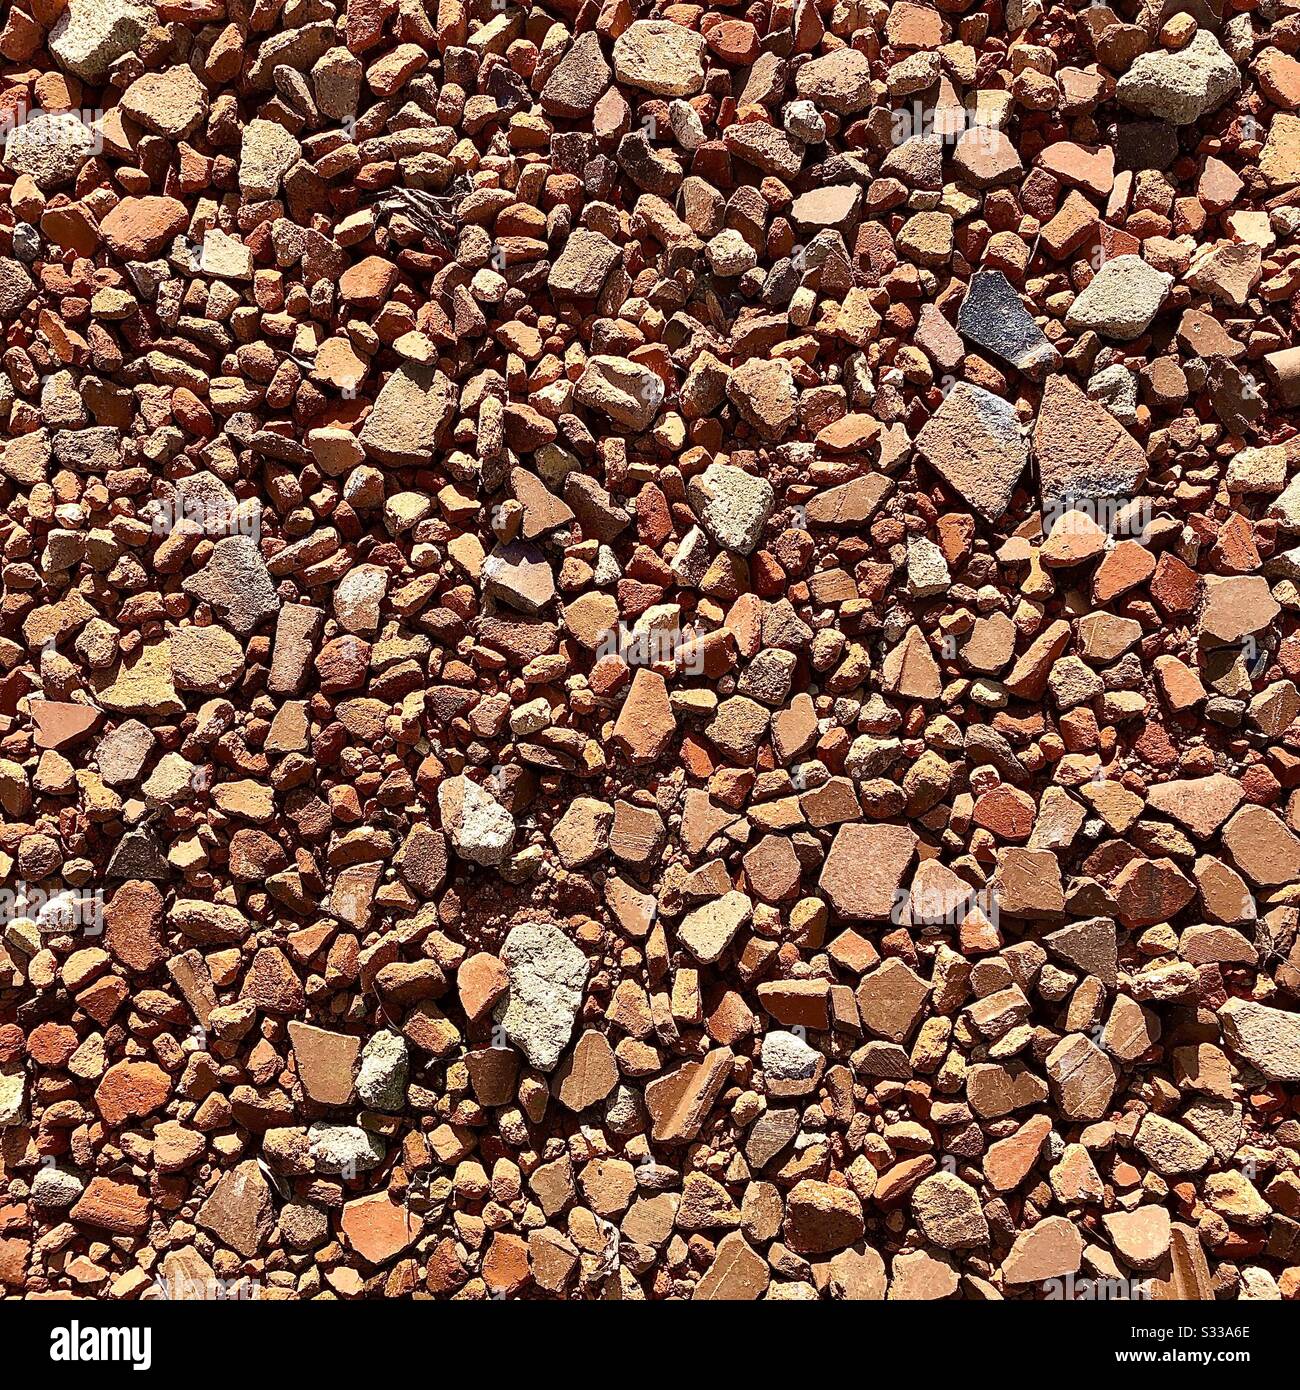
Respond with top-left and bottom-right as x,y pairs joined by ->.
2,0 -> 1300,1304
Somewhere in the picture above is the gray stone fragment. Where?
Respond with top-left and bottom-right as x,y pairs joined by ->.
905,536 -> 950,598
96,719 -> 156,787
182,535 -> 281,636
31,1165 -> 84,1208
1065,255 -> 1172,341
761,1029 -> 821,1082
307,1123 -> 386,1174
1117,31 -> 1240,126
437,775 -> 516,866
49,0 -> 153,81
496,922 -> 590,1071
689,462 -> 776,555
540,31 -> 612,118
239,118 -> 302,202
1087,363 -> 1139,427
3,111 -> 97,190
0,259 -> 35,321
355,1030 -> 409,1112
916,383 -> 1028,522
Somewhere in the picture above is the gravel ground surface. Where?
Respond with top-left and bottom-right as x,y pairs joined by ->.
2,0 -> 1300,1304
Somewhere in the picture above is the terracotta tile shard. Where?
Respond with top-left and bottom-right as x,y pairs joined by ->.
646,1048 -> 734,1144
1001,1215 -> 1084,1283
340,1193 -> 422,1266
288,1022 -> 361,1107
70,1178 -> 151,1236
554,1029 -> 619,1112
693,1231 -> 770,1300
820,823 -> 919,921
1033,374 -> 1149,512
916,382 -> 1028,523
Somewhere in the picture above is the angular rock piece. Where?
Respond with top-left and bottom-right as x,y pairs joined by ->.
612,21 -> 706,97
182,536 -> 280,637
911,1172 -> 990,1250
496,923 -> 590,1071
438,776 -> 516,867
819,823 -> 919,921
1034,374 -> 1148,512
49,0 -> 153,81
575,355 -> 664,431
916,383 -> 1027,523
1066,255 -> 1172,341
1219,998 -> 1300,1082
689,463 -> 776,555
359,365 -> 456,465
958,271 -> 1057,380
196,1161 -> 273,1258
1117,31 -> 1241,125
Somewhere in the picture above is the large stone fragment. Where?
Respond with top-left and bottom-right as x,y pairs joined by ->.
309,1123 -> 385,1174
3,111 -> 97,190
916,383 -> 1027,522
1221,804 -> 1300,885
646,1047 -> 734,1143
548,229 -> 621,297
121,65 -> 209,139
355,1030 -> 409,1111
1117,31 -> 1241,125
1001,1215 -> 1083,1283
957,270 -> 1057,380
693,1231 -> 770,1300
1104,1205 -> 1172,1271
94,639 -> 183,717
819,823 -> 918,920
911,1172 -> 990,1250
794,48 -> 874,113
1219,998 -> 1300,1081
1065,255 -> 1172,340
574,355 -> 664,430
287,1022 -> 360,1107
182,535 -> 280,637
239,118 -> 302,202
679,891 -> 753,964
855,958 -> 930,1043
726,358 -> 797,439
49,0 -> 153,81
1034,374 -> 1148,512
688,462 -> 776,555
612,21 -> 706,97
784,1179 -> 865,1253
482,540 -> 556,614
540,31 -> 612,117
496,922 -> 590,1071
0,259 -> 33,321
196,1160 -> 274,1258
438,775 -> 516,866
359,365 -> 456,465
1045,1033 -> 1117,1120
